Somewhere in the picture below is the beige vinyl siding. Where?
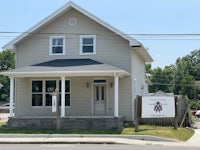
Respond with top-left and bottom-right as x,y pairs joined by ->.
15,78 -> 29,117
107,77 -> 114,115
66,77 -> 91,116
16,8 -> 131,73
118,77 -> 132,120
130,48 -> 146,120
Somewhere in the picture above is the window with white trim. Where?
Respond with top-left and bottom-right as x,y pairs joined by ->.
32,81 -> 43,106
49,36 -> 65,55
80,35 -> 96,55
45,80 -> 56,106
31,80 -> 70,107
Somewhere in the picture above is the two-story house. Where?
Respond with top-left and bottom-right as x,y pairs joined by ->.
1,1 -> 153,129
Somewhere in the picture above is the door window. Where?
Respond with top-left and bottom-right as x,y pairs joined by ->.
95,85 -> 105,101
101,86 -> 105,100
96,86 -> 99,100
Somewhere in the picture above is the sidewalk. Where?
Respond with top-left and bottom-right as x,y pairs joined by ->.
186,129 -> 200,146
0,113 -> 199,147
0,130 -> 199,147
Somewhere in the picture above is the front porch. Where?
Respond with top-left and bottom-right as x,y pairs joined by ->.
2,59 -> 129,129
7,116 -> 124,129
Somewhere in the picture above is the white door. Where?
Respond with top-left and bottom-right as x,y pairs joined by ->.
94,84 -> 106,115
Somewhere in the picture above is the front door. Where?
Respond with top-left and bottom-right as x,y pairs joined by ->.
94,84 -> 106,115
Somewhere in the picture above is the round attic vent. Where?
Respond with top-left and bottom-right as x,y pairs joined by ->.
68,18 -> 77,26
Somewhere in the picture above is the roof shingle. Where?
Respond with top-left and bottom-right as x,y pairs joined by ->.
32,59 -> 102,67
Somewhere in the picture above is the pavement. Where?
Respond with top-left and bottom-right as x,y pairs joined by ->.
0,131 -> 199,147
0,113 -> 199,147
193,117 -> 200,129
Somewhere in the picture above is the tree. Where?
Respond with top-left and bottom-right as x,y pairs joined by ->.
0,50 -> 15,100
180,73 -> 198,99
145,63 -> 152,75
146,49 -> 200,100
173,50 -> 200,97
0,50 -> 15,71
146,65 -> 174,93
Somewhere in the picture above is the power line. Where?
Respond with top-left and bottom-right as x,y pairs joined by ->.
2,31 -> 200,41
150,82 -> 200,87
2,31 -> 200,37
1,36 -> 200,41
2,31 -> 200,36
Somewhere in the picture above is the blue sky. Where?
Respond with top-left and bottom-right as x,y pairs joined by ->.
1,0 -> 200,68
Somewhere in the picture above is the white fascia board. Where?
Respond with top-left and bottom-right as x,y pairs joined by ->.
133,46 -> 153,62
3,1 -> 140,50
1,70 -> 129,78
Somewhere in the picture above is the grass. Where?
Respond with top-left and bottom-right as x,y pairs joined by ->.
0,122 -> 194,141
121,125 -> 194,141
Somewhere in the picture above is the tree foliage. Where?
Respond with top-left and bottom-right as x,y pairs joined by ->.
147,49 -> 200,101
0,50 -> 15,100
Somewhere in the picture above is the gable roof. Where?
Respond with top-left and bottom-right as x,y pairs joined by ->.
2,1 -> 153,62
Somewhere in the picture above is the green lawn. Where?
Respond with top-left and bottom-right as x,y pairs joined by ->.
121,125 -> 194,141
0,122 -> 194,141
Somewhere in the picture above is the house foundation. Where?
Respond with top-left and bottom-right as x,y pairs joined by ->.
7,116 -> 124,129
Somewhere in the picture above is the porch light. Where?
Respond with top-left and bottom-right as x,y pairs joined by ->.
86,82 -> 89,88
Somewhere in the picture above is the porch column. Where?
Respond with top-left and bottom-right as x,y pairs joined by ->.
114,74 -> 119,117
9,77 -> 14,117
61,76 -> 65,117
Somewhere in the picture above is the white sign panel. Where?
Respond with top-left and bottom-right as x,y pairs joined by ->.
52,95 -> 57,112
141,96 -> 175,118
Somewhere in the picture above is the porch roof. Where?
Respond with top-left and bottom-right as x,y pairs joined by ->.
1,59 -> 129,78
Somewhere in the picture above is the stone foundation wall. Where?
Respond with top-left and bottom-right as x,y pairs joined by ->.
7,116 -> 124,129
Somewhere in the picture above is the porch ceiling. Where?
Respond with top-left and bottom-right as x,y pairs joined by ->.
0,59 -> 129,78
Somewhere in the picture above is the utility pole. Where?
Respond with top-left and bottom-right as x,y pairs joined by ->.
50,88 -> 60,130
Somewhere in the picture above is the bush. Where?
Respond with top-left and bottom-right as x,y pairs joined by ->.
0,94 -> 8,100
190,99 -> 200,110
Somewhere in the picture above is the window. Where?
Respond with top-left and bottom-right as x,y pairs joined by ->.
31,80 -> 70,107
45,80 -> 56,106
49,36 -> 65,55
93,79 -> 106,83
32,81 -> 43,106
80,35 -> 96,55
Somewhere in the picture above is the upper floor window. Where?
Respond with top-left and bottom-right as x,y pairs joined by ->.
49,36 -> 65,55
80,35 -> 96,55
